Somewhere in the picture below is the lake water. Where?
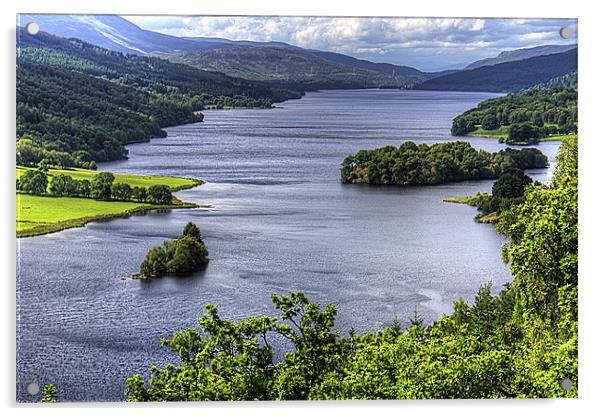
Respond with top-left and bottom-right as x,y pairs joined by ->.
16,89 -> 560,402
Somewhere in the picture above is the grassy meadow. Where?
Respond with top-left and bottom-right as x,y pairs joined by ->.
16,166 -> 202,237
466,124 -> 573,142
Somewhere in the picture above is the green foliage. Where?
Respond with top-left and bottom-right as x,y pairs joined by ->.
131,186 -> 148,202
165,236 -> 209,274
140,246 -> 169,277
492,169 -> 533,200
48,174 -> 77,197
139,223 -> 209,278
340,141 -> 547,186
182,222 -> 203,242
16,168 -> 48,195
451,88 -> 577,142
147,185 -> 172,205
111,183 -> 132,201
507,122 -> 546,144
90,172 -> 115,201
40,384 -> 58,403
481,113 -> 500,130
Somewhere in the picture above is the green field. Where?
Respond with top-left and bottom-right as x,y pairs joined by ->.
466,123 -> 571,143
16,167 -> 202,237
16,166 -> 202,191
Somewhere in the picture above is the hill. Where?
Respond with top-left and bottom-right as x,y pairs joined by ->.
16,28 -> 302,167
465,44 -> 577,70
415,49 -> 577,93
170,45 -> 429,89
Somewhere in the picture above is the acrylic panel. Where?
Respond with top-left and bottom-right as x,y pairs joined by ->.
16,14 -> 578,402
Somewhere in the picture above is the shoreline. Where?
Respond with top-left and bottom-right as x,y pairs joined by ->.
443,196 -> 498,224
465,131 -> 571,144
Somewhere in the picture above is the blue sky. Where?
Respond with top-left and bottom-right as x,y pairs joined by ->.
124,16 -> 577,71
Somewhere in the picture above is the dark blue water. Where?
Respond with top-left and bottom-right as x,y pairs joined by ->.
16,89 -> 559,402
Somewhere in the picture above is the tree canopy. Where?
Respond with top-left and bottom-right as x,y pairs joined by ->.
340,141 -> 547,186
139,222 -> 209,278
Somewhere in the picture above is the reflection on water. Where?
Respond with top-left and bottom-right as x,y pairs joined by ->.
16,89 -> 559,401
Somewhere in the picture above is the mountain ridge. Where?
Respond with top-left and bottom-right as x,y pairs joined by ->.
465,44 -> 577,70
416,49 -> 577,93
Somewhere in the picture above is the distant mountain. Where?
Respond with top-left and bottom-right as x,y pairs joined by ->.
183,36 -> 295,49
415,49 -> 577,93
18,14 -> 222,54
169,45 -> 430,89
465,44 -> 577,70
19,14 -> 431,89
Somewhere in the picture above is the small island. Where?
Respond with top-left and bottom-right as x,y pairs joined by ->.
136,222 -> 209,279
340,141 -> 547,186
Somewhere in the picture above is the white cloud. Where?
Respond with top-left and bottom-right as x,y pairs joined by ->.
123,15 -> 577,71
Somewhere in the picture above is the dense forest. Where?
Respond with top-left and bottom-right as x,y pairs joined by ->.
340,141 -> 548,186
125,137 -> 577,400
451,87 -> 577,144
416,49 -> 577,93
16,29 -> 302,167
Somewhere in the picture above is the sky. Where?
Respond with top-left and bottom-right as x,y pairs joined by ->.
123,16 -> 577,71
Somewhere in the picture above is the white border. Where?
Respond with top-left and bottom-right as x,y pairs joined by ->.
2,1 -> 600,415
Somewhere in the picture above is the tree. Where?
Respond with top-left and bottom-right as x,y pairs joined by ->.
17,169 -> 48,195
76,179 -> 91,198
507,122 -> 544,143
182,222 -> 202,242
90,172 -> 115,200
147,185 -> 172,205
131,186 -> 148,202
492,168 -> 533,200
140,245 -> 169,277
111,182 -> 132,201
49,174 -> 77,197
165,236 -> 209,274
481,113 -> 500,130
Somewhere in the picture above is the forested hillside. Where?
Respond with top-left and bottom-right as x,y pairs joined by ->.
16,29 -> 301,167
416,49 -> 577,93
169,45 -> 429,89
451,87 -> 577,144
464,44 -> 576,70
125,138 -> 577,400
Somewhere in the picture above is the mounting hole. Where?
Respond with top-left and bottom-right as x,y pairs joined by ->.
559,26 -> 573,39
559,378 -> 573,390
25,22 -> 39,36
26,382 -> 40,395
